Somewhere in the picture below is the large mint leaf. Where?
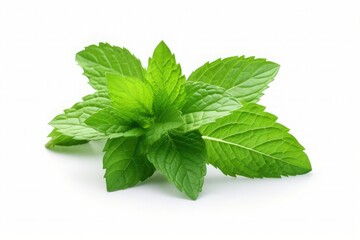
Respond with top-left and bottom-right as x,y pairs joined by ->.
201,103 -> 312,178
106,73 -> 154,128
146,41 -> 186,112
103,137 -> 155,191
76,43 -> 145,90
181,81 -> 242,132
147,131 -> 207,200
188,57 -> 280,103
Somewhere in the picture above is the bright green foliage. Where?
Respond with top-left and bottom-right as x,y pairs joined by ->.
47,41 -> 311,200
106,73 -> 154,128
201,103 -> 312,177
103,137 -> 155,191
76,43 -> 146,90
181,81 -> 242,132
147,131 -> 207,200
146,41 -> 186,113
188,56 -> 280,103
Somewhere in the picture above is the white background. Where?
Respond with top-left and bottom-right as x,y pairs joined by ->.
0,0 -> 359,239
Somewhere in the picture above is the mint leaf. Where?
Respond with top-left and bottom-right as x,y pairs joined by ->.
85,107 -> 144,137
103,137 -> 155,191
144,106 -> 184,145
45,129 -> 89,148
147,131 -> 207,200
189,57 -> 280,103
181,81 -> 242,132
106,73 -> 154,128
201,103 -> 312,177
76,43 -> 146,91
146,41 -> 186,112
49,91 -> 111,140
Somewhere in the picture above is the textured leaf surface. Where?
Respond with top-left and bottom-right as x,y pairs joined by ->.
103,137 -> 155,191
76,43 -> 146,90
147,131 -> 207,200
49,92 -> 111,140
144,106 -> 184,145
201,103 -> 311,178
107,73 -> 154,128
45,129 -> 89,148
146,41 -> 186,112
85,107 -> 144,137
181,81 -> 242,132
188,56 -> 280,103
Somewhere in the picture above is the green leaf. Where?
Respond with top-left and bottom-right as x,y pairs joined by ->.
146,41 -> 186,112
188,56 -> 280,103
49,91 -> 111,140
201,103 -> 312,178
144,106 -> 184,145
103,137 -> 155,191
147,131 -> 207,200
45,129 -> 89,148
76,43 -> 146,90
181,81 -> 242,132
106,73 -> 154,128
84,107 -> 145,137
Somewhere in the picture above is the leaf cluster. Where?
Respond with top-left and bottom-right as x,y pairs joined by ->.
47,41 -> 311,200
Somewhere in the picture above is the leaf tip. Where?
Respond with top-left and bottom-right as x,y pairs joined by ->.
303,159 -> 312,173
154,40 -> 171,54
45,140 -> 54,149
184,190 -> 200,200
105,180 -> 120,192
188,195 -> 198,200
158,40 -> 167,46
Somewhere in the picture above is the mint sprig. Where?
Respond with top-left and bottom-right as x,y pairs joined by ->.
47,41 -> 311,200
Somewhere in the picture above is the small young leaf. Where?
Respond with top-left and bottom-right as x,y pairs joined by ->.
49,91 -> 111,140
189,57 -> 280,103
103,137 -> 155,191
147,41 -> 186,112
144,106 -> 184,145
45,129 -> 89,148
181,81 -> 242,132
76,43 -> 146,90
147,131 -> 207,200
85,107 -> 144,138
201,103 -> 312,178
106,73 -> 154,128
